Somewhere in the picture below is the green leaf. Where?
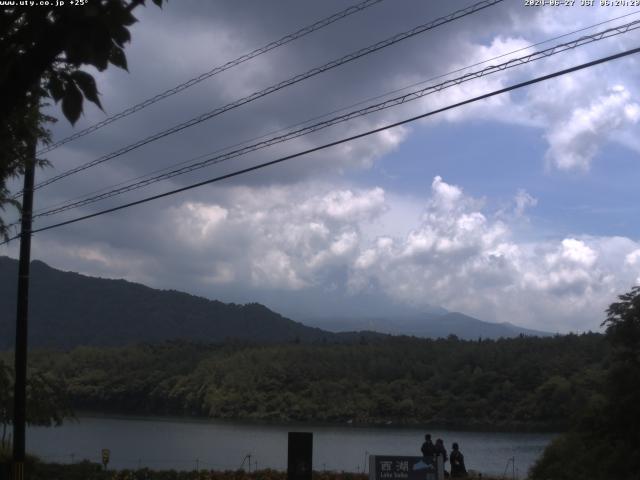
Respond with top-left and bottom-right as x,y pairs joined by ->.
47,75 -> 65,103
70,70 -> 103,110
114,5 -> 137,27
110,24 -> 131,47
64,27 -> 94,65
61,81 -> 83,125
88,25 -> 114,71
109,45 -> 128,71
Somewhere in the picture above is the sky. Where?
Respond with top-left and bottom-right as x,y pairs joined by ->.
3,0 -> 640,333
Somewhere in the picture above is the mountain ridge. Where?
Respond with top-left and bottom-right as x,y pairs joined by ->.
0,256 -> 549,348
0,256 -> 338,348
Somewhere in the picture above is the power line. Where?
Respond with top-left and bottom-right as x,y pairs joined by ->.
36,0 -> 387,156
6,12 -> 636,229
29,9 -> 640,218
3,45 -> 637,245
29,19 -> 640,219
26,0 -> 503,194
336,9 -> 640,114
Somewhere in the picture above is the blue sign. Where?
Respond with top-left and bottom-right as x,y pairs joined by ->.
369,455 -> 439,480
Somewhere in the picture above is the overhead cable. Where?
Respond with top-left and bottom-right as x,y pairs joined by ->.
2,45 -> 636,245
30,20 -> 640,219
27,0 -> 503,193
36,0 -> 387,155
31,9 -> 640,217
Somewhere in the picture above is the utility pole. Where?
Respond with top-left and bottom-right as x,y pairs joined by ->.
12,139 -> 36,480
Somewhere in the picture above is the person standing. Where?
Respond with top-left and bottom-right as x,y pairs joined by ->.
450,442 -> 467,478
435,438 -> 448,475
421,434 -> 436,465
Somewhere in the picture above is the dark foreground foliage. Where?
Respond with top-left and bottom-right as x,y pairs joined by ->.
530,287 -> 640,480
0,452 -> 367,480
2,333 -> 607,431
0,452 -> 499,480
108,469 -> 370,480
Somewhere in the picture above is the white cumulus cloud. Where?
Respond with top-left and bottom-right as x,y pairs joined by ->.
545,86 -> 640,171
6,176 -> 639,333
346,177 -> 639,332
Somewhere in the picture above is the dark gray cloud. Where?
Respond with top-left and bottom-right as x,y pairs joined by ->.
3,0 -> 640,331
34,0 -> 515,190
6,0 -> 508,221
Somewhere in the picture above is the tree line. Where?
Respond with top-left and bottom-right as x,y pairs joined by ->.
1,333 -> 608,432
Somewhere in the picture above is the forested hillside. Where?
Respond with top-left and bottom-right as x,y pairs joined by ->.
0,257 -> 334,348
10,333 -> 607,431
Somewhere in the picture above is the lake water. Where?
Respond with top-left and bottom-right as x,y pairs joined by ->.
26,415 -> 555,478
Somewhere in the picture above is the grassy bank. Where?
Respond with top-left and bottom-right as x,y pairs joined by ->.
0,455 -> 502,480
1,463 -> 504,480
2,460 -> 367,480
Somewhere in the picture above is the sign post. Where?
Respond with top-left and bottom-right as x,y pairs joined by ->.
101,449 -> 110,471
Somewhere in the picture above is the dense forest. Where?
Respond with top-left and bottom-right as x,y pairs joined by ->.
530,287 -> 640,480
1,333 -> 607,431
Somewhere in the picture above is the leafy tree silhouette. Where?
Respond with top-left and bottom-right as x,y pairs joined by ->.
0,359 -> 72,450
531,286 -> 640,480
600,286 -> 640,478
0,0 -> 165,238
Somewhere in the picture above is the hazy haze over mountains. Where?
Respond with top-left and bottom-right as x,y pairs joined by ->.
0,256 -> 549,349
307,312 -> 551,339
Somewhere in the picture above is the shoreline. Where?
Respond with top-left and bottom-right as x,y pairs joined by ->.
24,417 -> 550,476
69,409 -> 562,434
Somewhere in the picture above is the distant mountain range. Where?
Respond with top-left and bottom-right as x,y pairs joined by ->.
0,256 -> 549,349
305,312 -> 551,340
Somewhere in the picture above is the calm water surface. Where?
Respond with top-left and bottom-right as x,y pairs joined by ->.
26,415 -> 555,478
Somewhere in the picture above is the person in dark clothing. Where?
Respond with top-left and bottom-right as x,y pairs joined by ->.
435,438 -> 448,476
450,442 -> 467,478
421,434 -> 436,465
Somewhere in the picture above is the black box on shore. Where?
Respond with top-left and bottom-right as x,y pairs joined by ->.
287,431 -> 313,480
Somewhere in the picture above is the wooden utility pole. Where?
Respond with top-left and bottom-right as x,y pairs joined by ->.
12,140 -> 36,480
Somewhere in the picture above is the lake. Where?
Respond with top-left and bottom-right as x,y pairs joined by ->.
26,415 -> 555,478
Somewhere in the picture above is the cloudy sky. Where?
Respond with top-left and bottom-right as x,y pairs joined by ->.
3,0 -> 640,333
